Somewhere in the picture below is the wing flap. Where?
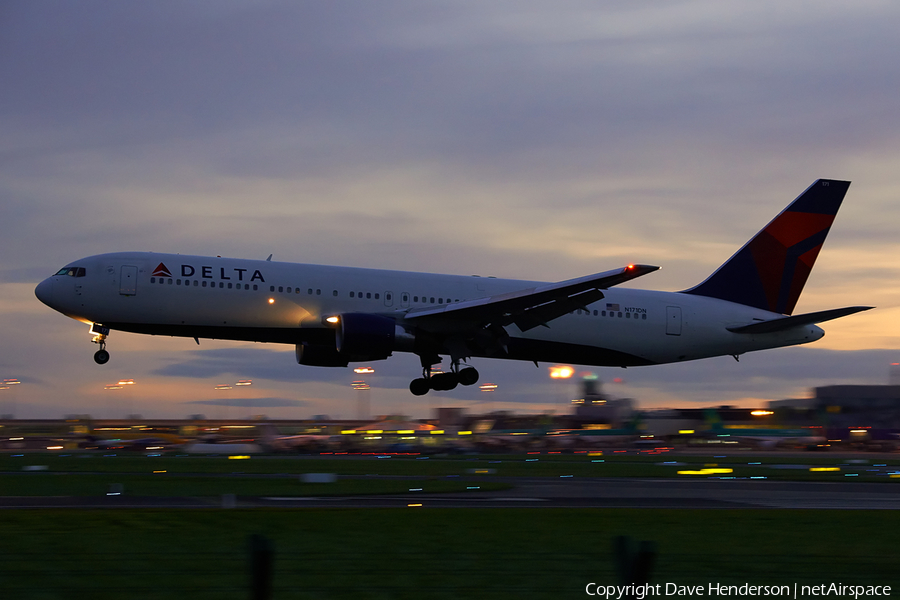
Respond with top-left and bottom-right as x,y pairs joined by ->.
404,264 -> 659,327
727,306 -> 873,334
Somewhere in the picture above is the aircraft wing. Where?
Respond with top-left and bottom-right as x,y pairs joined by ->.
403,264 -> 659,332
727,306 -> 873,334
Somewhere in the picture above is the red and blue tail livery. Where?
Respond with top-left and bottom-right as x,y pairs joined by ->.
683,179 -> 849,315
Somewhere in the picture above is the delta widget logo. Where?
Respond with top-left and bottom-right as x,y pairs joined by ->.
152,263 -> 172,277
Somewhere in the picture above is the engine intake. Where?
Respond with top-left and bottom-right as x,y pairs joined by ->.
336,313 -> 396,361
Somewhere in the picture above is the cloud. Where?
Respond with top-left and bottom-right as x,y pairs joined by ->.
2,2 -> 899,418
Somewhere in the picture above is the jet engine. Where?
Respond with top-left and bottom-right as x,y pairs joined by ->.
295,342 -> 349,367
335,313 -> 396,361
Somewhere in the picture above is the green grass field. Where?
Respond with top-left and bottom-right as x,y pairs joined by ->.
1,508 -> 897,600
1,452 -> 898,599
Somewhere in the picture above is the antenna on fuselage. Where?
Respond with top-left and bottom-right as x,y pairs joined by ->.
266,254 -> 273,261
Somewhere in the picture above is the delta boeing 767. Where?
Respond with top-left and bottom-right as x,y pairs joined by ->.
35,179 -> 871,395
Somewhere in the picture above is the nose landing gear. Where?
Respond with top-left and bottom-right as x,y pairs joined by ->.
91,324 -> 110,365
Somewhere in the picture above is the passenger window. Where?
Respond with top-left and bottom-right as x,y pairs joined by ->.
316,289 -> 321,295
366,292 -> 371,299
375,293 -> 380,299
350,292 -> 355,298
333,290 -> 338,296
202,281 -> 207,288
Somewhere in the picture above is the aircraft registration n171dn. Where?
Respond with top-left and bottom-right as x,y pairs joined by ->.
35,179 -> 872,395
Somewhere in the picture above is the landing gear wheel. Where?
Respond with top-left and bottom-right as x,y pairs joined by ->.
431,372 -> 459,391
94,349 -> 110,365
409,378 -> 430,396
458,367 -> 479,386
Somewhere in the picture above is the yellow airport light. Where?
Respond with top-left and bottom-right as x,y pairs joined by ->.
810,467 -> 840,472
549,365 -> 575,379
677,468 -> 734,475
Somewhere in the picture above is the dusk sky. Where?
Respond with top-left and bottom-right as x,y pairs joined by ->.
3,1 -> 899,420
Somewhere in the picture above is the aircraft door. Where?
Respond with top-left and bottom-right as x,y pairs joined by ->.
666,306 -> 682,336
384,291 -> 393,307
119,265 -> 138,296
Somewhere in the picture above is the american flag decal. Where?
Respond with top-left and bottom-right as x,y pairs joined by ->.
606,303 -> 620,311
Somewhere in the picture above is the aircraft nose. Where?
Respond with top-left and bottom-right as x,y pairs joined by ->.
35,278 -> 54,307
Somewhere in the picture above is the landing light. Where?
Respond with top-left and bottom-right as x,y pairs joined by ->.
268,298 -> 275,304
325,316 -> 340,324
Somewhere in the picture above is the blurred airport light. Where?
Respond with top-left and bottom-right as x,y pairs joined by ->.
549,365 -> 574,379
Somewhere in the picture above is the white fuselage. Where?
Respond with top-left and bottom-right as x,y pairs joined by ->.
35,252 -> 825,368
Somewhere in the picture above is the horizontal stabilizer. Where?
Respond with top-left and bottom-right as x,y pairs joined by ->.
727,306 -> 873,334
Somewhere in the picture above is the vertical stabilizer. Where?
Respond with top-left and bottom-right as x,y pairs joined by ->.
682,179 -> 850,315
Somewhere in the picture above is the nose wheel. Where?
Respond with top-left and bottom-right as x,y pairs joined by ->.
94,346 -> 110,365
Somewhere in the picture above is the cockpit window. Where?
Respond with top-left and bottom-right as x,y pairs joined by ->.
55,267 -> 86,277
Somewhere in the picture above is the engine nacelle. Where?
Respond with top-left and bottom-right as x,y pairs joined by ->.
336,313 -> 397,361
295,342 -> 348,367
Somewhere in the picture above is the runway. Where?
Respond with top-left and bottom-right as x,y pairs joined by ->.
2,476 -> 899,509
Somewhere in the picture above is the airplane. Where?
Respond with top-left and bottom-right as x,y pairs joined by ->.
35,179 -> 872,395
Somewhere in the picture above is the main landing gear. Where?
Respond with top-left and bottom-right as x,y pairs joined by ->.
409,362 -> 479,396
92,325 -> 110,365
